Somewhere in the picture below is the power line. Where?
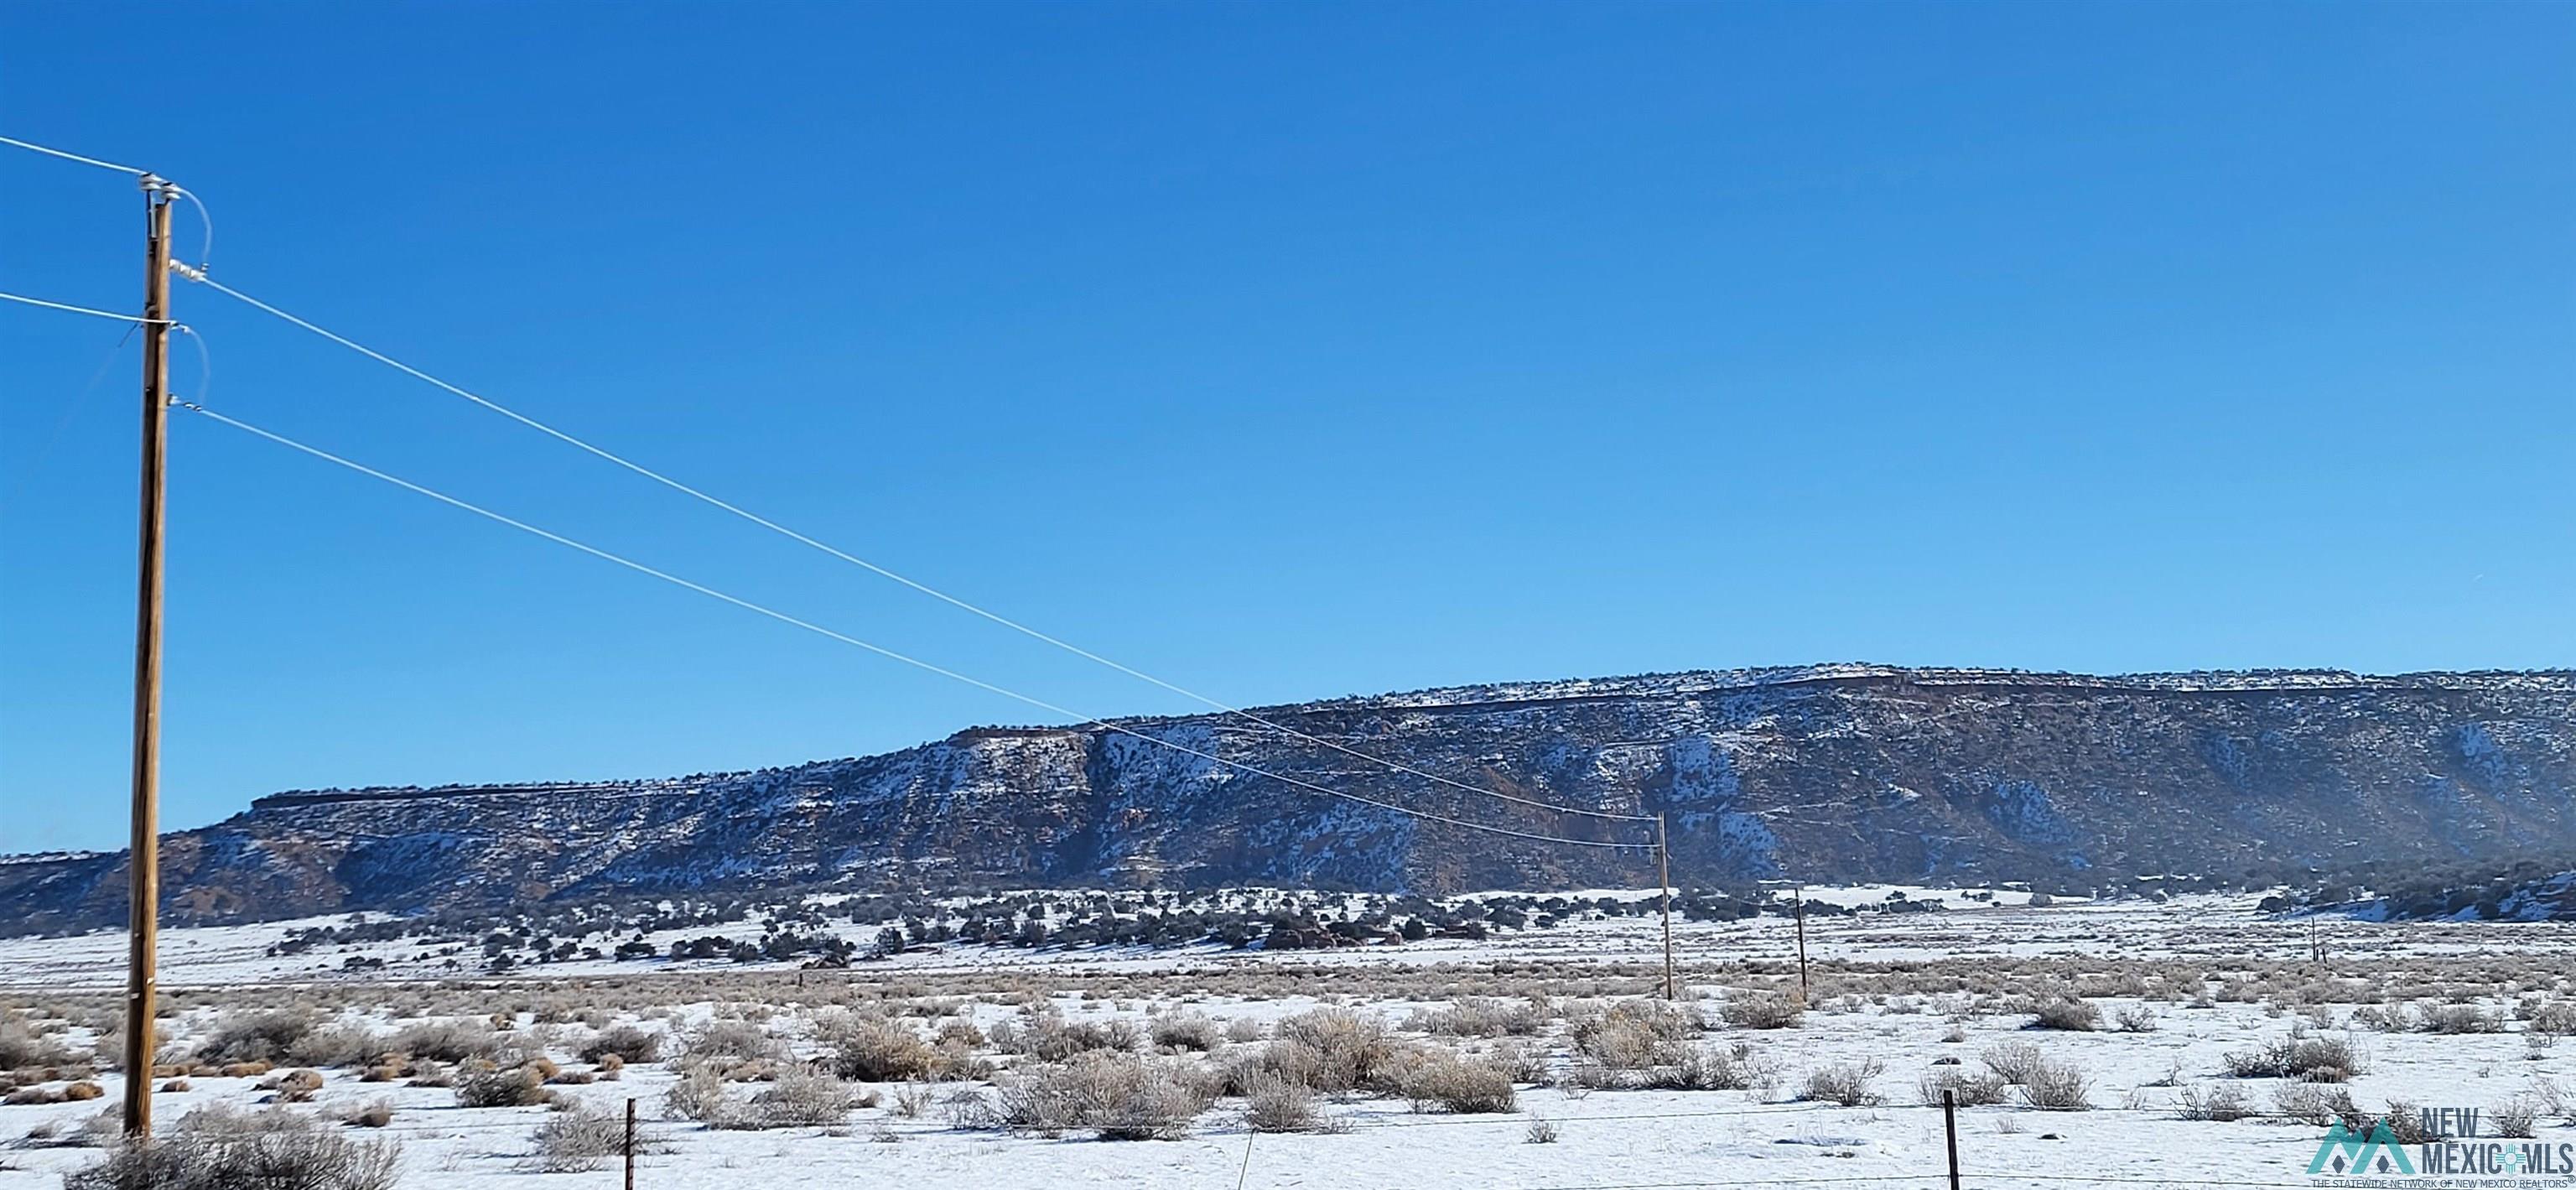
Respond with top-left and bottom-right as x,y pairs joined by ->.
175,401 -> 1654,852
182,274 -> 1652,828
0,290 -> 172,325
0,133 -> 148,176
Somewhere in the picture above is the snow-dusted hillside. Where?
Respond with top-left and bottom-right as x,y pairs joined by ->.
6,665 -> 2574,933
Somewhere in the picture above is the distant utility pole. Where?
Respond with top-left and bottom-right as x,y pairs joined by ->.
1791,883 -> 1810,1002
1655,813 -> 1675,1000
122,174 -> 177,1138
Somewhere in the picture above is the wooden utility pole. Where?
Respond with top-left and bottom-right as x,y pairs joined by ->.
121,175 -> 176,1138
624,1098 -> 637,1190
1791,884 -> 1810,1002
1654,813 -> 1675,1000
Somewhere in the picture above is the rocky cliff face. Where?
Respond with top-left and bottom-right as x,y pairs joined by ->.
7,665 -> 2573,933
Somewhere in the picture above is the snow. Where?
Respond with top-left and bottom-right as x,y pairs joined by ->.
3,891 -> 2570,1188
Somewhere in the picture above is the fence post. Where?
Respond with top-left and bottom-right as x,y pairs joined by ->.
625,1097 -> 637,1190
1943,1088 -> 1961,1190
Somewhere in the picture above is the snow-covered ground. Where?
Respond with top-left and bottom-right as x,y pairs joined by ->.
3,891 -> 2570,1189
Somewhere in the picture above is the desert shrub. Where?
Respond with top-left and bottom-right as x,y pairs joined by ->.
1717,990 -> 1804,1030
455,1065 -> 550,1109
0,1017 -> 80,1069
2527,1000 -> 2576,1037
1571,1000 -> 1696,1073
1274,1008 -> 1407,1094
1411,997 -> 1551,1037
65,1080 -> 106,1101
992,1052 -> 1213,1141
1007,1010 -> 1143,1063
579,1026 -> 660,1065
2028,999 -> 2101,1032
1150,1013 -> 1223,1052
2220,1035 -> 2362,1082
2114,1006 -> 2159,1033
1800,1058 -> 1886,1107
1919,1066 -> 2009,1107
677,1020 -> 781,1069
2273,1083 -> 2363,1128
332,1099 -> 395,1129
2176,1083 -> 2252,1121
1243,1071 -> 1323,1132
1981,1042 -> 2047,1085
1396,1053 -> 1518,1114
1526,1117 -> 1560,1144
530,1102 -> 627,1172
747,1068 -> 857,1128
2419,1005 -> 2504,1035
66,1104 -> 399,1190
2017,1058 -> 2092,1111
387,1021 -> 498,1064
284,1025 -> 383,1069
2381,1100 -> 2431,1144
1643,1042 -> 1774,1093
664,1067 -> 740,1127
2493,1098 -> 2539,1139
823,1018 -> 937,1083
195,1011 -> 319,1066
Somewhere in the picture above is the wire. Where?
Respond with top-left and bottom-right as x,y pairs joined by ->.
174,325 -> 212,403
0,133 -> 148,176
0,290 -> 172,325
175,402 -> 1656,851
185,275 -> 1653,828
168,185 -> 216,273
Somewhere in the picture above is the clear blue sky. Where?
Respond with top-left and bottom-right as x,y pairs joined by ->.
3,3 -> 2570,855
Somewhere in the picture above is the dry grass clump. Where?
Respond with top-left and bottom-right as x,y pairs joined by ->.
1394,1052 -> 1518,1114
65,1104 -> 400,1190
990,1052 -> 1215,1140
1800,1058 -> 1886,1107
1716,989 -> 1804,1030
